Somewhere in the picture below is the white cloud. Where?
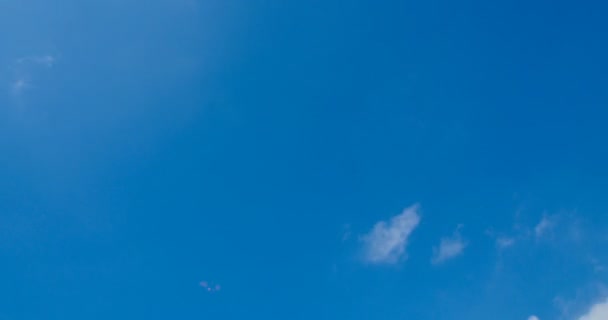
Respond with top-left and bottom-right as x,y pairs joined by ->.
578,299 -> 608,320
535,215 -> 554,238
17,55 -> 55,68
496,236 -> 516,249
342,224 -> 352,242
590,258 -> 606,273
528,315 -> 540,320
11,78 -> 28,95
432,226 -> 467,265
361,204 -> 421,265
9,54 -> 55,96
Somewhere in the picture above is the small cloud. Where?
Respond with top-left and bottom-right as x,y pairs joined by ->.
590,258 -> 606,273
528,315 -> 540,320
17,55 -> 56,68
8,54 -> 56,96
485,229 -> 517,249
199,280 -> 221,293
360,204 -> 421,265
341,224 -> 352,242
431,226 -> 467,265
11,78 -> 28,95
535,215 -> 554,238
578,299 -> 608,320
496,236 -> 516,249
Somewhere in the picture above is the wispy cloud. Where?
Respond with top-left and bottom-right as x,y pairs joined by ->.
8,54 -> 56,96
488,211 -> 564,250
535,215 -> 555,238
578,299 -> 608,320
342,224 -> 352,242
17,55 -> 56,68
360,204 -> 421,265
485,227 -> 520,250
496,236 -> 516,249
528,316 -> 540,320
11,78 -> 28,95
199,280 -> 222,293
431,226 -> 467,265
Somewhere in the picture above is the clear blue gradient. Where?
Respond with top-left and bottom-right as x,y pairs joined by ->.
1,1 -> 607,319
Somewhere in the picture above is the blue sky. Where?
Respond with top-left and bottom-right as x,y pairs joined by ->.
1,0 -> 608,319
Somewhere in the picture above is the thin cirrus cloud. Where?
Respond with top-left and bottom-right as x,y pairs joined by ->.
528,316 -> 540,320
11,78 -> 28,95
17,55 -> 56,68
360,204 -> 421,265
496,236 -> 516,249
490,212 -> 560,249
431,226 -> 467,265
534,215 -> 555,238
199,280 -> 221,293
9,54 -> 56,96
